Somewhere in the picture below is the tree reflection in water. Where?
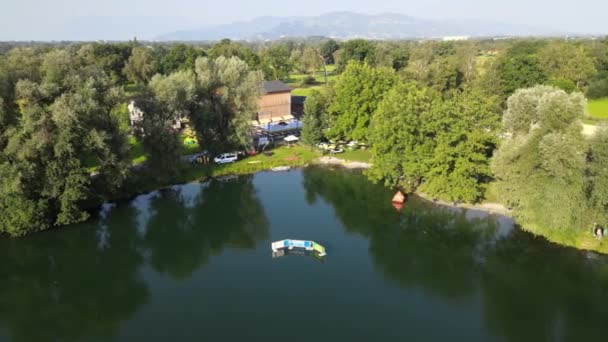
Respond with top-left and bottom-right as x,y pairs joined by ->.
0,175 -> 269,342
302,166 -> 608,342
143,176 -> 269,279
0,204 -> 147,342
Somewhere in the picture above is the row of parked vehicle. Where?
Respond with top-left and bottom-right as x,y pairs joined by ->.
189,152 -> 238,164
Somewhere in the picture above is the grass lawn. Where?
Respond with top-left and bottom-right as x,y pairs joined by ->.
588,98 -> 608,119
287,66 -> 339,97
292,86 -> 323,97
339,149 -> 372,163
181,145 -> 321,180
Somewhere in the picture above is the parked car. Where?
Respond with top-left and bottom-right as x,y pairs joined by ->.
214,153 -> 238,164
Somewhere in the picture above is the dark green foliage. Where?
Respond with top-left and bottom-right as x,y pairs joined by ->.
368,83 -> 500,202
0,48 -> 130,236
320,39 -> 340,65
158,44 -> 206,75
260,45 -> 293,81
123,47 -> 157,85
301,75 -> 316,85
207,39 -> 260,69
586,75 -> 608,99
335,39 -> 376,72
496,54 -> 547,98
549,77 -> 577,93
328,61 -> 397,141
301,89 -> 329,145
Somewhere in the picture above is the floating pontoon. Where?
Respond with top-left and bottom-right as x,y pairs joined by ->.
271,239 -> 327,257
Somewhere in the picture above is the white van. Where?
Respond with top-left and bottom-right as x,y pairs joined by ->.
214,153 -> 238,164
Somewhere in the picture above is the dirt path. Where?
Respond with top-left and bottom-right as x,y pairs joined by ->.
315,156 -> 372,169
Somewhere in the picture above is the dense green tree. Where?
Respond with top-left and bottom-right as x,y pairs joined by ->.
158,44 -> 206,75
77,43 -> 131,84
587,128 -> 608,224
301,89 -> 330,145
374,42 -> 410,71
0,49 -> 130,236
327,61 -> 397,141
586,74 -> 608,99
123,47 -> 157,85
368,83 -> 499,202
190,56 -> 263,152
493,86 -> 588,231
136,72 -> 197,182
334,39 -> 376,72
538,43 -> 597,88
302,47 -> 322,74
260,45 -> 292,81
496,54 -> 547,98
207,39 -> 260,68
320,39 -> 339,65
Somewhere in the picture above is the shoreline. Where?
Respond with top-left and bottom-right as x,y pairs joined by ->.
20,155 -> 608,255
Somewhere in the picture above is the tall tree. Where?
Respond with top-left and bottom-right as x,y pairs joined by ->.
190,56 -> 263,152
320,39 -> 340,65
260,45 -> 292,81
301,89 -> 330,145
158,44 -> 206,75
493,86 -> 588,231
0,51 -> 130,236
334,39 -> 376,72
302,47 -> 322,75
368,83 -> 499,202
123,46 -> 157,85
538,42 -> 597,88
327,61 -> 397,141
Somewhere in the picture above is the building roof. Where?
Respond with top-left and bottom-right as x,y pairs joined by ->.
262,80 -> 292,94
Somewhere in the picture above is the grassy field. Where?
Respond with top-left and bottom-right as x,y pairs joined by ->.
181,145 -> 321,180
338,149 -> 372,163
287,65 -> 339,97
588,98 -> 608,119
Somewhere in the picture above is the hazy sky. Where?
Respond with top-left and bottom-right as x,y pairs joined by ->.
1,0 -> 607,40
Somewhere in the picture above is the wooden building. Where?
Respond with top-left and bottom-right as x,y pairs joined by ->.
256,81 -> 293,125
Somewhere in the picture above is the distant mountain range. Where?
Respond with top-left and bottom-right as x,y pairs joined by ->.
158,12 -> 563,41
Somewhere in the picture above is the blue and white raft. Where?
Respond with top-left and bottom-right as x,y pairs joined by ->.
271,239 -> 327,257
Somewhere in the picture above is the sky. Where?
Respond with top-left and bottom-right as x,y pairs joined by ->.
1,0 -> 607,40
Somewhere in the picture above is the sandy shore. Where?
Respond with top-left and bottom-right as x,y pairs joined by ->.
416,192 -> 512,216
315,156 -> 372,169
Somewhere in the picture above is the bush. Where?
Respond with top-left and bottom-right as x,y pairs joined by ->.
301,76 -> 316,85
587,78 -> 608,99
549,78 -> 577,93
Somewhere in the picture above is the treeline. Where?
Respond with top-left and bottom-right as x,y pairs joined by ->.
1,37 -> 608,240
297,38 -> 608,242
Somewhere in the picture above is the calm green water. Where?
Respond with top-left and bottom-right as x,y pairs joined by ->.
1,167 -> 607,342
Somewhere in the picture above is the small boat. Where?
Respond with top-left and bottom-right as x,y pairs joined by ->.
271,166 -> 291,172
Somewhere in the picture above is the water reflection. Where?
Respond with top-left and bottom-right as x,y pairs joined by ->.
0,204 -> 147,342
0,175 -> 269,342
0,169 -> 607,342
301,166 -> 608,342
143,177 -> 269,279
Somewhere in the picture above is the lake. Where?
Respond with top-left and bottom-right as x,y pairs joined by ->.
1,167 -> 607,342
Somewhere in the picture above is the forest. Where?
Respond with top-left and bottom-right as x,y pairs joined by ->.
0,37 -> 607,252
